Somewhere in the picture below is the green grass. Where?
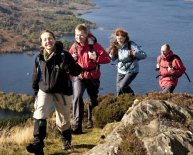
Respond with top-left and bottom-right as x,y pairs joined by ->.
45,128 -> 102,155
0,126 -> 102,155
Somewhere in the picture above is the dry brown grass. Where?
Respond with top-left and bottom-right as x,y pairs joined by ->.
119,124 -> 147,155
0,120 -> 102,155
0,125 -> 33,145
138,92 -> 193,109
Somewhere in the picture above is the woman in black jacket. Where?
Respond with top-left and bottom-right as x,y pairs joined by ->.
26,30 -> 82,155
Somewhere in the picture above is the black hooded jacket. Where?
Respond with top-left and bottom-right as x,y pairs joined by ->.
32,41 -> 82,95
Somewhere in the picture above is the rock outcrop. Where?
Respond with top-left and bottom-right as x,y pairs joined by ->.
86,99 -> 193,155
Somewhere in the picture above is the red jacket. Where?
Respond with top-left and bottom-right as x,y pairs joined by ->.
69,41 -> 111,79
157,51 -> 186,88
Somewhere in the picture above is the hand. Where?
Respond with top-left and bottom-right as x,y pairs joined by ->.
72,53 -> 78,61
156,63 -> 159,68
156,63 -> 160,69
88,51 -> 97,60
168,67 -> 174,73
128,50 -> 135,56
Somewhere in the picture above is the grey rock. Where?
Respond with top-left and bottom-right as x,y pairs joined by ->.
86,99 -> 193,155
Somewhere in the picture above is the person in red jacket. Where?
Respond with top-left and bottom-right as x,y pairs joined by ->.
156,44 -> 186,93
69,24 -> 111,134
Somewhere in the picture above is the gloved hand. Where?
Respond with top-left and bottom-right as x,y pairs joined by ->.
88,51 -> 97,60
72,53 -> 78,61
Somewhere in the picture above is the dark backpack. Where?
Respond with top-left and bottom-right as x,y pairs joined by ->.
169,54 -> 190,81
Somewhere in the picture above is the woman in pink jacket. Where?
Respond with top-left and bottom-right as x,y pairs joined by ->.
156,44 -> 186,93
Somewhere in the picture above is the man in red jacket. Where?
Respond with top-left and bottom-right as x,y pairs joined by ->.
156,44 -> 186,93
69,24 -> 111,134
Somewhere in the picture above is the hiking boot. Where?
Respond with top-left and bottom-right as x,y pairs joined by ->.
26,142 -> 44,155
62,140 -> 73,151
87,120 -> 93,129
60,129 -> 72,151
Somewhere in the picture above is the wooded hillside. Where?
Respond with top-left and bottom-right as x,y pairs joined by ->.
0,0 -> 96,53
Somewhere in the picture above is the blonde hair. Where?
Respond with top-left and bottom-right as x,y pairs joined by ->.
75,24 -> 88,34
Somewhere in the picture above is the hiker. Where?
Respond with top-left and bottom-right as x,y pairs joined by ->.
26,30 -> 82,155
69,24 -> 111,134
156,43 -> 186,93
108,28 -> 147,96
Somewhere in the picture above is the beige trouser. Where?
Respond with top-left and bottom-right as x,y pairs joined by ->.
33,89 -> 72,132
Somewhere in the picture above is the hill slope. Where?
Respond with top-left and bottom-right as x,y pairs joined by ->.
0,0 -> 95,53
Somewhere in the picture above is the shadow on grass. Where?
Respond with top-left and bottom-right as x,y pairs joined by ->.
73,143 -> 95,149
50,152 -> 71,155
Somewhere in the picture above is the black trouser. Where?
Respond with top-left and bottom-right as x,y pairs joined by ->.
72,77 -> 100,130
33,119 -> 47,145
117,72 -> 138,96
26,119 -> 47,154
61,129 -> 72,142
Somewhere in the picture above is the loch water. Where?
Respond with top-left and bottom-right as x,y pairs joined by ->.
0,0 -> 193,96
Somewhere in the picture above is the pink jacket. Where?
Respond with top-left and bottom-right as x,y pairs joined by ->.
69,41 -> 111,79
157,51 -> 186,88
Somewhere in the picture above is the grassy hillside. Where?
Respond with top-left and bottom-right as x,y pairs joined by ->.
0,0 -> 96,53
0,92 -> 193,154
0,91 -> 103,154
0,124 -> 102,155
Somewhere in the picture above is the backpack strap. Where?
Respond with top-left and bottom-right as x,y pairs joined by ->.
128,41 -> 131,50
88,43 -> 99,72
60,51 -> 70,74
35,55 -> 42,81
184,72 -> 191,82
89,44 -> 94,53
